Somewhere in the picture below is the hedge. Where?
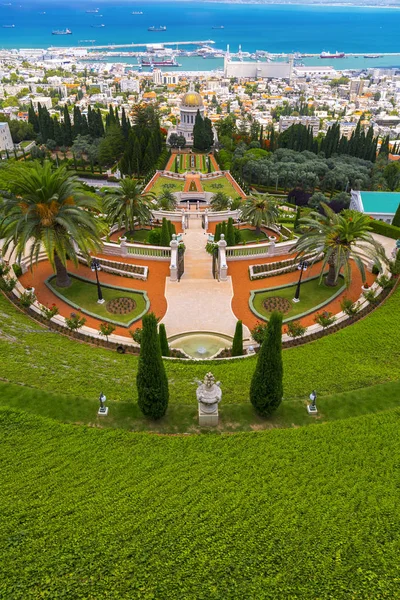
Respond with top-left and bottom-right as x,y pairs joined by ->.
369,219 -> 400,239
1,407 -> 400,598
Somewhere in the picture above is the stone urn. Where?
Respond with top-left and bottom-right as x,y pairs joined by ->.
196,372 -> 222,426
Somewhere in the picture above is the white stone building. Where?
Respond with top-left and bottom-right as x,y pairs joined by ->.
0,122 -> 13,151
167,91 -> 205,146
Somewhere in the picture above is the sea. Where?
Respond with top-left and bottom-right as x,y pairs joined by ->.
2,1 -> 400,72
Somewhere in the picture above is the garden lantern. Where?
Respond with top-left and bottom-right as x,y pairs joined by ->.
91,258 -> 105,304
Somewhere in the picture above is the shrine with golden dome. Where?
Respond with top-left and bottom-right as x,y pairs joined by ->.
169,89 -> 205,147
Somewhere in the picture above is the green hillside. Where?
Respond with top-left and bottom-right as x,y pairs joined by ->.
1,407 -> 399,599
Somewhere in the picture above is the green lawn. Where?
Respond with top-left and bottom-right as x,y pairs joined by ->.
202,176 -> 238,197
48,275 -> 147,326
150,176 -> 184,195
239,228 -> 269,243
125,227 -> 159,243
1,407 -> 400,598
251,276 -> 343,322
0,283 -> 399,406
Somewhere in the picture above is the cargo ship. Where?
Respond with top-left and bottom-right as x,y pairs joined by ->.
141,57 -> 180,67
364,54 -> 382,59
148,25 -> 166,32
211,25 -> 224,29
52,28 -> 72,35
320,50 -> 345,59
91,24 -> 105,27
2,24 -> 15,27
86,8 -> 99,13
132,11 -> 143,14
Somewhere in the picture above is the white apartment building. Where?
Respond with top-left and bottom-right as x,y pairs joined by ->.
279,115 -> 320,137
120,78 -> 140,93
31,96 -> 52,110
0,122 -> 13,151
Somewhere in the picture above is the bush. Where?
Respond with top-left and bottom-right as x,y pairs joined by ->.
129,327 -> 142,344
250,321 -> 269,345
231,320 -> 243,356
99,322 -> 116,341
136,313 -> 169,419
389,250 -> 400,275
369,219 -> 400,240
286,320 -> 306,339
158,323 -> 170,357
363,289 -> 378,304
12,263 -> 22,277
314,311 -> 336,329
0,263 -> 10,276
65,312 -> 86,332
0,277 -> 16,292
371,264 -> 381,275
250,311 -> 283,416
19,291 -> 36,308
340,297 -> 360,317
41,304 -> 59,320
148,229 -> 161,246
377,274 -> 395,290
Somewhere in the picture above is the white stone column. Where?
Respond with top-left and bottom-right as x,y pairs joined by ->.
181,210 -> 186,231
120,236 -> 128,257
268,240 -> 275,257
204,209 -> 209,233
170,234 -> 179,282
218,234 -> 228,281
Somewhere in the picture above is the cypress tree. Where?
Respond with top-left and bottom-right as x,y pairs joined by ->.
221,220 -> 227,238
214,222 -> 221,242
121,107 -> 129,140
63,105 -> 73,146
231,320 -> 243,357
158,323 -> 170,357
72,105 -> 82,139
28,102 -> 39,133
226,217 -> 236,246
250,311 -> 283,416
95,109 -> 105,137
293,206 -> 301,232
160,217 -> 170,247
392,203 -> 400,227
136,313 -> 169,419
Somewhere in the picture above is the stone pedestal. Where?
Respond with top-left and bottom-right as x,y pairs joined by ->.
98,407 -> 109,416
196,372 -> 222,427
307,405 -> 317,414
198,405 -> 219,426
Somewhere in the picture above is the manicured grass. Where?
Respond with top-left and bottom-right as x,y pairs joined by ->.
150,176 -> 184,195
202,175 -> 238,197
251,276 -> 343,322
48,275 -> 147,326
239,228 -> 269,243
125,227 -> 159,243
1,407 -> 400,598
0,283 -> 399,405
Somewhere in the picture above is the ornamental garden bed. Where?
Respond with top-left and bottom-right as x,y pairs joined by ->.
250,275 -> 345,323
46,274 -> 148,327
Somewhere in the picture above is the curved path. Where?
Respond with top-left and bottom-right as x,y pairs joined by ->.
161,216 -> 249,338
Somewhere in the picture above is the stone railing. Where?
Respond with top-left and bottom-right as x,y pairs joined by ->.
249,253 -> 322,280
102,239 -> 171,261
226,239 -> 297,261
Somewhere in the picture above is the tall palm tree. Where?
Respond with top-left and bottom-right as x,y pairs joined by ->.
240,194 -> 279,235
293,203 -> 387,287
0,161 -> 103,288
157,186 -> 177,211
103,178 -> 154,232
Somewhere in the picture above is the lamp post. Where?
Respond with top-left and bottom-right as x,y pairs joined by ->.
292,260 -> 309,303
307,390 -> 317,414
91,258 -> 105,304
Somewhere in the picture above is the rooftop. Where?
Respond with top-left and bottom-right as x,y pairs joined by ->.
360,191 -> 400,215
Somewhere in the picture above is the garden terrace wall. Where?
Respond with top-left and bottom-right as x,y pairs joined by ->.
249,253 -> 322,280
77,256 -> 148,281
102,241 -> 171,261
226,240 -> 297,261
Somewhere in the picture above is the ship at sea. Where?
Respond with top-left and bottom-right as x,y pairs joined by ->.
132,11 -> 143,15
320,50 -> 345,59
2,24 -> 15,28
86,8 -> 99,13
363,54 -> 382,59
211,26 -> 224,29
148,25 -> 167,32
91,24 -> 105,28
52,29 -> 72,35
141,56 -> 180,67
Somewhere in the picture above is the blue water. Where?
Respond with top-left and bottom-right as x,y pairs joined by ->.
1,1 -> 400,67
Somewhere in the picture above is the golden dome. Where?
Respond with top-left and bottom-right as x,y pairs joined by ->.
181,91 -> 203,107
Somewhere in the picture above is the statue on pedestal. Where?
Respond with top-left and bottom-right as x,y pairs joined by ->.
196,372 -> 222,421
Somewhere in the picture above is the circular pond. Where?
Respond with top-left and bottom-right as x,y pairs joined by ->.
169,332 -> 233,359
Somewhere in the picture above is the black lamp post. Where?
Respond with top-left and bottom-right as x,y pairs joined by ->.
91,258 -> 105,304
292,260 -> 309,303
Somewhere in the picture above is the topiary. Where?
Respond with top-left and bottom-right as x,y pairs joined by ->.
136,313 -> 169,419
158,323 -> 170,357
250,311 -> 283,417
231,320 -> 243,357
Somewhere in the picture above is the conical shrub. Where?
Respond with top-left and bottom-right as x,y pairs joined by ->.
159,323 -> 170,357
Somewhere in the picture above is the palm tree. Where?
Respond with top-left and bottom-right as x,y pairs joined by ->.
0,161 -> 103,288
210,191 -> 229,211
240,194 -> 279,235
103,178 -> 154,232
157,186 -> 177,211
293,203 -> 387,287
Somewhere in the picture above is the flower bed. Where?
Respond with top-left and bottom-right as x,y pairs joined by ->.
106,297 -> 136,315
263,296 -> 292,314
249,253 -> 320,280
78,256 -> 148,280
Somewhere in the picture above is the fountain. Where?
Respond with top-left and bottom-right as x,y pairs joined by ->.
169,332 -> 233,359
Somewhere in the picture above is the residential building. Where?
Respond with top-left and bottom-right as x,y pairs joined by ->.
0,122 -> 13,151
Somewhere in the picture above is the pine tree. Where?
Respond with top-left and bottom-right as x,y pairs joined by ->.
392,203 -> 400,227
231,320 -> 243,357
158,323 -> 170,357
136,313 -> 169,419
250,311 -> 283,416
160,217 -> 170,247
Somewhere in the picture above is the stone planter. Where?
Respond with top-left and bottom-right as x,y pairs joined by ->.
361,284 -> 370,292
26,287 -> 35,294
